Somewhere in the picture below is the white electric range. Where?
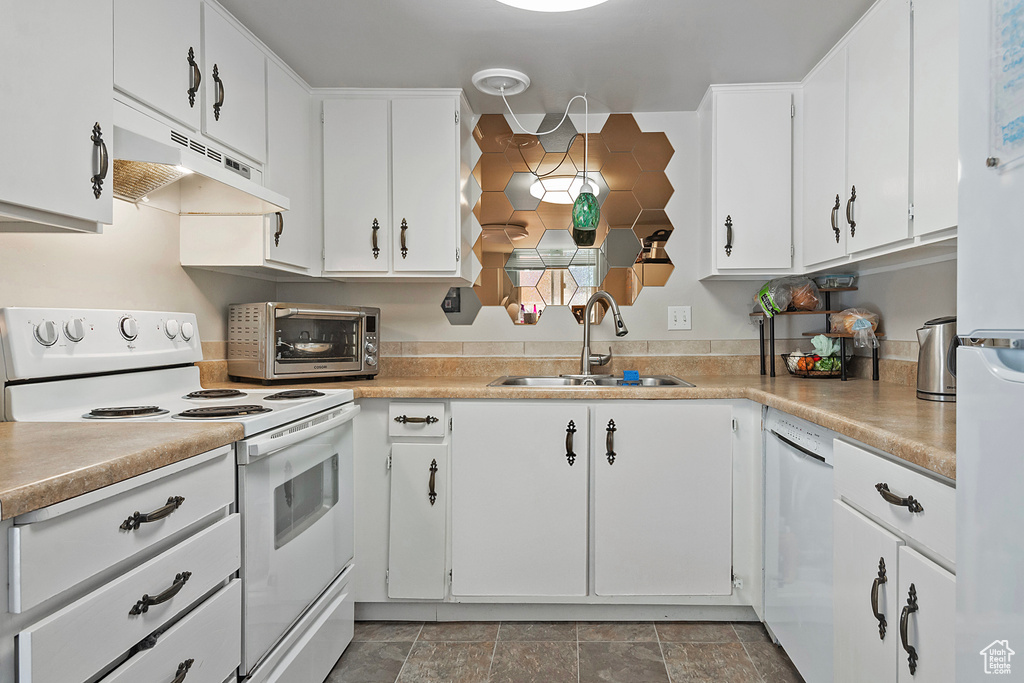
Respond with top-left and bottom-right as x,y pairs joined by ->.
0,307 -> 357,683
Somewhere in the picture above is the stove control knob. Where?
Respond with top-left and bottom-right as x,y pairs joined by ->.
119,316 -> 138,341
180,322 -> 194,341
164,319 -> 180,339
365,355 -> 378,367
34,320 -> 59,346
64,318 -> 86,342
365,342 -> 377,354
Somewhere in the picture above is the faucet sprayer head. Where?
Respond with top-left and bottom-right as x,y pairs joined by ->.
613,312 -> 628,337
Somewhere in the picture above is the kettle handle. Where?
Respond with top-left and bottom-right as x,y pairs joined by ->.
947,336 -> 962,378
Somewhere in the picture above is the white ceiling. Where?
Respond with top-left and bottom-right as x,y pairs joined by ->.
219,0 -> 875,113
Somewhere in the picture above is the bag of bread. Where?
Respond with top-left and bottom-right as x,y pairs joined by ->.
830,308 -> 880,348
789,278 -> 822,311
754,277 -> 820,316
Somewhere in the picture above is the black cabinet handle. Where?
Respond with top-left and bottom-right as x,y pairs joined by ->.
876,483 -> 924,513
400,218 -> 409,259
91,123 -> 108,199
846,185 -> 857,237
900,583 -> 919,675
120,496 -> 185,531
372,218 -> 380,259
394,415 -> 438,424
212,64 -> 224,121
274,212 -> 284,247
606,419 -> 617,465
724,215 -> 733,257
871,557 -> 888,640
187,47 -> 201,107
831,194 -> 841,243
129,571 -> 192,615
171,659 -> 195,683
565,420 -> 577,466
428,459 -> 438,505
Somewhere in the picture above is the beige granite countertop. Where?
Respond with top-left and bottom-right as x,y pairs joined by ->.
213,373 -> 956,481
0,422 -> 243,520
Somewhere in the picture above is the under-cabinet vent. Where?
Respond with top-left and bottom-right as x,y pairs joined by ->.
170,131 -> 189,147
189,140 -> 206,155
206,148 -> 222,163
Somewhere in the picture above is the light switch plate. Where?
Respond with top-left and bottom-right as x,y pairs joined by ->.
668,306 -> 691,330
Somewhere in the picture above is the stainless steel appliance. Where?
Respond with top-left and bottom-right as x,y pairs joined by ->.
916,316 -> 958,402
0,307 -> 357,683
764,408 -> 835,683
228,302 -> 380,382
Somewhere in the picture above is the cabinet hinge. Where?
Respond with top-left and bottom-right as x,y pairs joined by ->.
386,569 -> 389,585
908,204 -> 915,220
791,103 -> 795,118
321,110 -> 325,124
449,416 -> 453,432
455,110 -> 460,125
387,451 -> 392,470
790,244 -> 795,257
449,569 -> 453,582
456,247 -> 460,262
732,418 -> 738,433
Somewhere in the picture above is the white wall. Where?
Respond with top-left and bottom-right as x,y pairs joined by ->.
0,200 -> 275,341
851,258 -> 957,341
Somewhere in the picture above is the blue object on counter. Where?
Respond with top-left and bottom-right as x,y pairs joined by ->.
622,370 -> 640,386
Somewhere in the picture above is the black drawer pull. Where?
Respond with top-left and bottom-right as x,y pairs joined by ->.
129,571 -> 191,615
875,483 -> 924,513
186,47 -> 201,107
172,658 -> 195,683
394,415 -> 438,425
606,419 -> 617,465
900,583 -> 919,674
871,557 -> 888,640
120,496 -> 185,531
428,459 -> 438,505
565,420 -> 577,466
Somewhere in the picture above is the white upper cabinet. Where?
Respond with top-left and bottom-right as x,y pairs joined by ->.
845,0 -> 912,253
912,0 -> 958,237
0,0 -> 113,232
700,85 -> 795,276
201,4 -> 267,163
322,91 -> 469,280
264,61 -> 314,273
113,0 -> 203,131
802,48 -> 849,268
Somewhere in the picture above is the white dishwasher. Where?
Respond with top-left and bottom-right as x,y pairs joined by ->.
764,408 -> 835,683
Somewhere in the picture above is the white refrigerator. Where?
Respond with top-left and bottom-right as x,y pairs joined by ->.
957,0 -> 1024,679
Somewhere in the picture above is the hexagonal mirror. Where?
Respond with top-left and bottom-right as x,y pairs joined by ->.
504,248 -> 546,287
506,286 -> 546,325
440,287 -> 483,325
604,228 -> 643,268
536,229 -> 577,268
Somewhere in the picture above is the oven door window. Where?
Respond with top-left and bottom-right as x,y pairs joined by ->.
274,453 -> 339,549
275,317 -> 360,366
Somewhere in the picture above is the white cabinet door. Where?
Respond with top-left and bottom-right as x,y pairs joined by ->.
896,546 -> 955,683
388,442 -> 448,600
323,98 -> 390,273
113,0 -> 202,131
201,4 -> 266,163
0,0 -> 113,229
391,97 -> 459,272
912,0 -> 958,237
802,48 -> 849,267
714,89 -> 793,270
846,0 -> 911,253
833,501 -> 903,683
592,403 -> 732,596
451,402 -> 589,597
265,62 -> 314,271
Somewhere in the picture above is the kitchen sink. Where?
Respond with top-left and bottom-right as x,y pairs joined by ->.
488,375 -> 695,387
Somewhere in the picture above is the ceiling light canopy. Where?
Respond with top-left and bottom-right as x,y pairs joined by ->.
530,174 -> 602,205
496,0 -> 611,11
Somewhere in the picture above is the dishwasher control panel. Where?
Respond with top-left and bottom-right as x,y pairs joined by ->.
764,409 -> 835,464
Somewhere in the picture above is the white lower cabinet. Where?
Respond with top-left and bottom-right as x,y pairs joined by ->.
895,546 -> 955,683
451,402 -> 589,597
592,403 -> 733,596
388,442 -> 448,600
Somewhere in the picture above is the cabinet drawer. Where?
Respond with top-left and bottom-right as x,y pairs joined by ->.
389,402 -> 446,438
834,439 -> 955,563
100,579 -> 241,683
11,447 -> 235,613
18,515 -> 240,683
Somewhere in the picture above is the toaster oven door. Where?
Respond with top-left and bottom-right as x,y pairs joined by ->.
273,311 -> 363,376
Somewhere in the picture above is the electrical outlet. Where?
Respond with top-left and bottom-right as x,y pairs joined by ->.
667,306 -> 691,330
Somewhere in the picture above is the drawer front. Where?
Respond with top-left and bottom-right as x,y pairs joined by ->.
389,402 -> 446,438
18,515 -> 240,683
11,447 -> 235,613
100,580 -> 241,683
834,439 -> 955,563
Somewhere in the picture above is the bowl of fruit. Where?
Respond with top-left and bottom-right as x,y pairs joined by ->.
782,335 -> 849,378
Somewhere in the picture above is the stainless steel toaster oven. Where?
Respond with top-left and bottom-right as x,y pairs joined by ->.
227,302 -> 380,382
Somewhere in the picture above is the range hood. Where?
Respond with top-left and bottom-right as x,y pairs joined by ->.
112,126 -> 288,215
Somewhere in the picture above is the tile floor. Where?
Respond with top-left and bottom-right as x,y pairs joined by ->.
327,621 -> 804,683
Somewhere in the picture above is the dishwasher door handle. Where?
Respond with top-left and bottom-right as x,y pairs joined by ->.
770,430 -> 828,464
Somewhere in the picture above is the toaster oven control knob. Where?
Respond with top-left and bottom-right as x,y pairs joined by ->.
365,355 -> 378,367
64,318 -> 86,342
180,322 -> 194,341
34,320 -> 59,346
118,316 -> 138,341
365,342 -> 377,354
163,319 -> 180,339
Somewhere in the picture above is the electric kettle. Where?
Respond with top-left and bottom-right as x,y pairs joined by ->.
916,316 -> 958,402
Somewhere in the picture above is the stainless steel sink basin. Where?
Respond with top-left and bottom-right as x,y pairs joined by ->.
488,375 -> 695,388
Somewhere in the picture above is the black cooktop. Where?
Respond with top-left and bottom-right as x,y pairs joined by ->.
184,389 -> 248,399
264,389 -> 326,400
173,405 -> 272,419
84,406 -> 170,419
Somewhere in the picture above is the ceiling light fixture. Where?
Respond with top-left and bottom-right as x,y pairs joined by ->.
495,0 -> 611,11
529,174 -> 602,205
472,68 -> 600,247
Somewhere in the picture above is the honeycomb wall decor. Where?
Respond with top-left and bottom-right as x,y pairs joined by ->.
443,113 -> 676,326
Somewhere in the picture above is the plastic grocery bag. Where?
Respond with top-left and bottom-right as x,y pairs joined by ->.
830,308 -> 880,348
754,277 -> 821,317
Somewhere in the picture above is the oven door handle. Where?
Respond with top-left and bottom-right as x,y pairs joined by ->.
275,307 -> 367,319
240,403 -> 360,463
